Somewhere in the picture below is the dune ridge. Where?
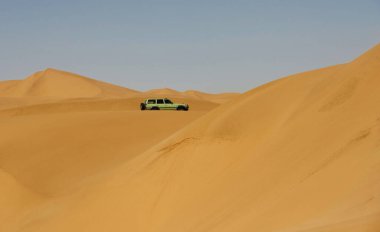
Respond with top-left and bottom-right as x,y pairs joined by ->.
0,68 -> 140,99
146,88 -> 239,104
0,69 -> 237,111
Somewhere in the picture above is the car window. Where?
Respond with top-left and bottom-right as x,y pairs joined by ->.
164,99 -> 173,104
147,99 -> 156,104
157,99 -> 164,104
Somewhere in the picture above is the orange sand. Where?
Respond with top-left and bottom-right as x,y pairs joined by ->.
1,44 -> 379,232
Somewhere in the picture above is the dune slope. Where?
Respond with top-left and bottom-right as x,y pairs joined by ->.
0,68 -> 139,99
0,111 -> 207,197
0,96 -> 219,117
0,69 -> 231,112
145,88 -> 239,104
9,44 -> 380,232
2,44 -> 380,232
0,169 -> 42,225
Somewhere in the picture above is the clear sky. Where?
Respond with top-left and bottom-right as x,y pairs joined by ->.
1,0 -> 379,93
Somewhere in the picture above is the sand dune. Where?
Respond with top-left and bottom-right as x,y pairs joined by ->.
145,88 -> 181,95
0,68 -> 140,110
1,44 -> 380,232
145,88 -> 239,104
0,169 -> 42,225
184,90 -> 240,104
0,97 -> 218,117
0,69 -> 222,231
0,69 -> 233,111
0,111 -> 206,197
0,68 -> 139,99
0,80 -> 20,91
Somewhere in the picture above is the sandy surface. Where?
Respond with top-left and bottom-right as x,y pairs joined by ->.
1,44 -> 380,232
0,68 -> 237,111
145,88 -> 239,104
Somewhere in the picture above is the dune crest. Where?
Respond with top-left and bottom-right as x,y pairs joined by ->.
145,88 -> 181,95
145,88 -> 239,104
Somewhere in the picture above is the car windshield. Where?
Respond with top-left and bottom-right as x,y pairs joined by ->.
164,99 -> 173,104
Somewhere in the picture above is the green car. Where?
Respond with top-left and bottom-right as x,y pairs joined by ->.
140,98 -> 189,111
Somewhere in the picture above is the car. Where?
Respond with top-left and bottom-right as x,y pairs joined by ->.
140,98 -> 189,111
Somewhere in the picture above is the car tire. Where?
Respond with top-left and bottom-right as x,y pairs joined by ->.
140,103 -> 146,111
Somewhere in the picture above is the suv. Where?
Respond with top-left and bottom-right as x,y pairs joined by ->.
140,98 -> 189,111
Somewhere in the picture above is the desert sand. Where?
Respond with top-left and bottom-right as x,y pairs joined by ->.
1,44 -> 380,232
0,68 -> 236,112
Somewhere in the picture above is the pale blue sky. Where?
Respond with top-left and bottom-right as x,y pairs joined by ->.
1,0 -> 379,92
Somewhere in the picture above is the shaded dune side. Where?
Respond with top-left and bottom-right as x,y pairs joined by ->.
16,44 -> 380,232
0,169 -> 43,232
0,169 -> 41,218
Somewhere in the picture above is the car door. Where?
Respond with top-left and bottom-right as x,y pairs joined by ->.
146,99 -> 156,109
164,99 -> 175,110
156,99 -> 165,109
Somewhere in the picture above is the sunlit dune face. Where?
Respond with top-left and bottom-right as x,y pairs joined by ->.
1,44 -> 380,232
